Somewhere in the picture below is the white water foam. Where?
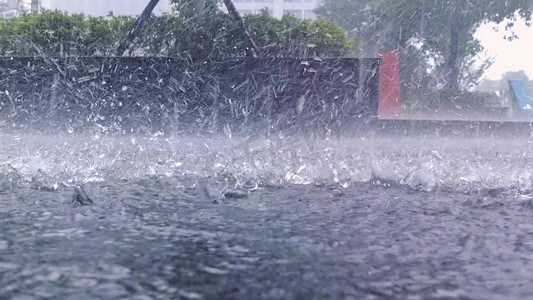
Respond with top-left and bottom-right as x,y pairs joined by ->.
1,131 -> 533,195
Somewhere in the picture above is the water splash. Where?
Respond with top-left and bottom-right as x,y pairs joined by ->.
2,131 -> 533,197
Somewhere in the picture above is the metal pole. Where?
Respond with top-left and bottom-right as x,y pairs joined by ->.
116,0 -> 161,56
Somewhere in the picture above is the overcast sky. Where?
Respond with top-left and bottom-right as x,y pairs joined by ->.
475,13 -> 533,81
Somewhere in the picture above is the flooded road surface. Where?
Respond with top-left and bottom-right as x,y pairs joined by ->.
2,133 -> 533,299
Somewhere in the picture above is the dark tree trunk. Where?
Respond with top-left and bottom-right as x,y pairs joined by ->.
223,0 -> 261,57
445,21 -> 460,90
116,0 -> 160,56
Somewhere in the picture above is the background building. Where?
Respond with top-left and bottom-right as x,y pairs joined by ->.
2,0 -> 323,19
0,0 -> 25,17
233,0 -> 323,20
1,0 -> 174,17
40,0 -> 173,16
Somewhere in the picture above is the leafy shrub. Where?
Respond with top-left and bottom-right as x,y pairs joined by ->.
0,8 -> 355,60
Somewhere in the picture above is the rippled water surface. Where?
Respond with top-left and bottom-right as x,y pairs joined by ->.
3,131 -> 533,299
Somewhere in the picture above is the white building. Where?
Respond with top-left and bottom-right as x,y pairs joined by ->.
233,0 -> 323,20
40,0 -> 174,16
3,0 -> 323,19
0,0 -> 24,17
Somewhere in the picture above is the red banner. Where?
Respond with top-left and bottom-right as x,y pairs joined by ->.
376,51 -> 403,118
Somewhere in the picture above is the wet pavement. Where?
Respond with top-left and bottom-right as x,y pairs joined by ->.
2,176 -> 533,299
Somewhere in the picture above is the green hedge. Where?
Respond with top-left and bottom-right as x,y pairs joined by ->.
0,9 -> 356,61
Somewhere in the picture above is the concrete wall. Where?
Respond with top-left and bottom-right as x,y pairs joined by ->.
0,56 -> 380,133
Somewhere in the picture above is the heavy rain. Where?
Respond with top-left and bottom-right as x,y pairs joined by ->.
1,0 -> 533,299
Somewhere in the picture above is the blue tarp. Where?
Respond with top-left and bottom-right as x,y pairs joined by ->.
509,79 -> 533,113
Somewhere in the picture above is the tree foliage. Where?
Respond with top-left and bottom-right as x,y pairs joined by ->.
316,0 -> 532,92
0,6 -> 354,61
0,9 -> 133,56
245,10 -> 357,57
